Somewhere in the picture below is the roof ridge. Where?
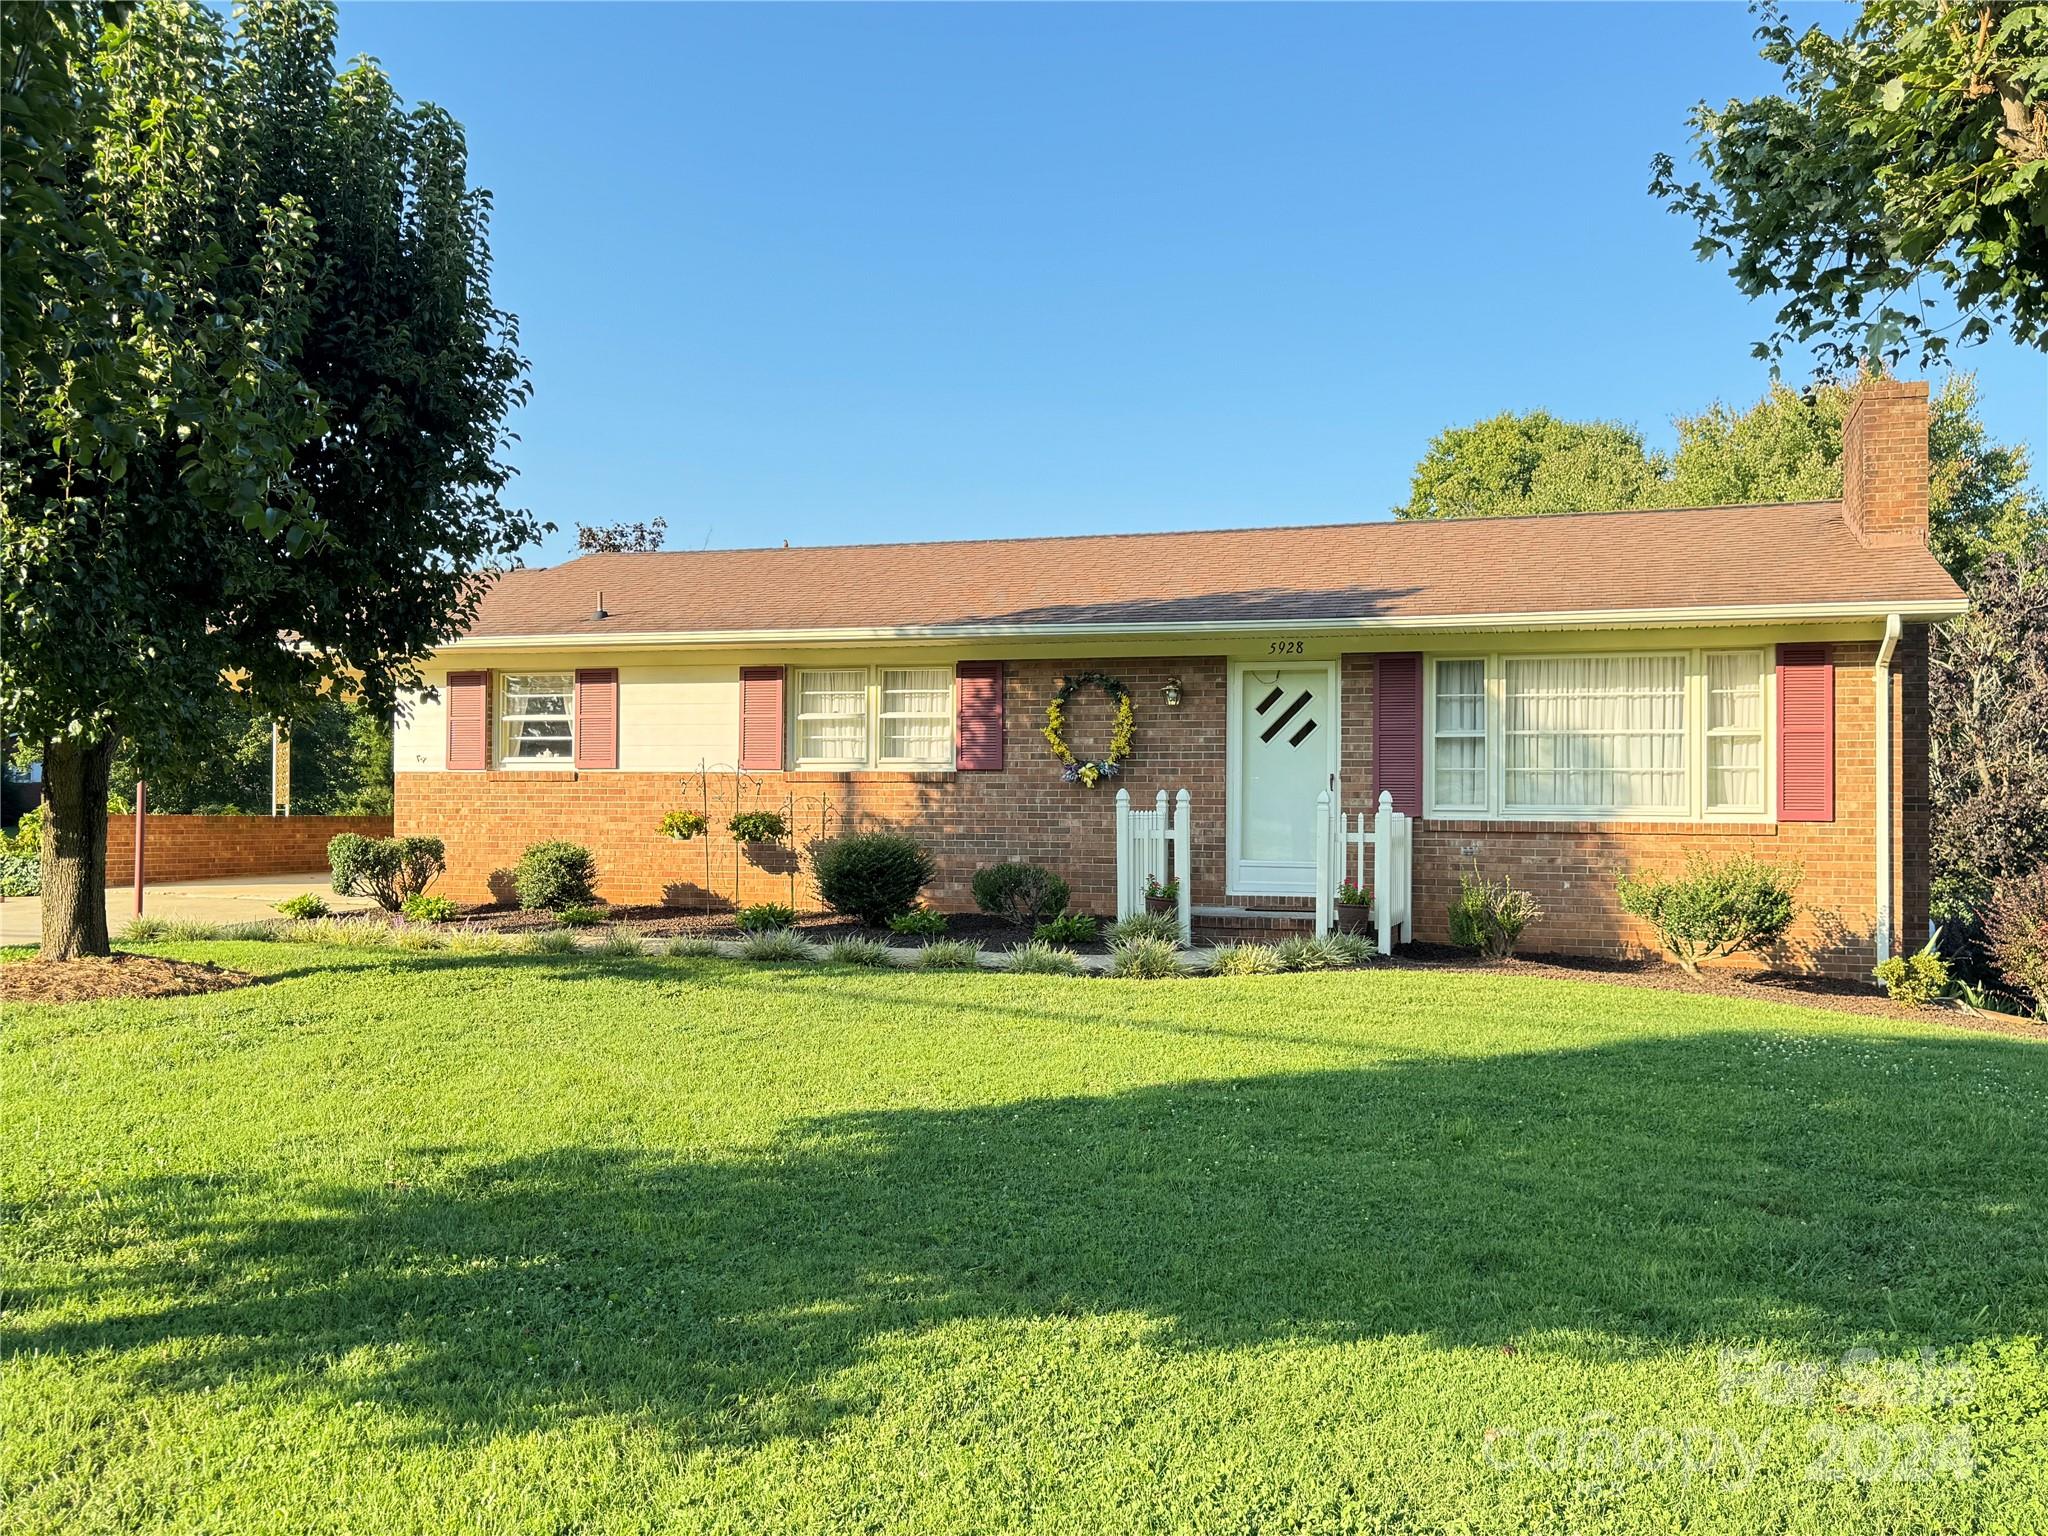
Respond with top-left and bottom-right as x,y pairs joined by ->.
547,499 -> 1846,567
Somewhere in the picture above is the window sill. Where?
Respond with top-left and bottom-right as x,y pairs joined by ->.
485,768 -> 578,782
1422,815 -> 1777,836
784,768 -> 957,784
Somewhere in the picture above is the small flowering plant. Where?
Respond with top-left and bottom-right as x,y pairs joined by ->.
1336,879 -> 1371,908
660,809 -> 709,840
1145,877 -> 1180,901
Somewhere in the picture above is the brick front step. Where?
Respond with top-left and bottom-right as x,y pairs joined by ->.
1191,904 -> 1319,944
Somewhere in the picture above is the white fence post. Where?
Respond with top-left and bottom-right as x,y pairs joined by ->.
1374,790 -> 1394,955
1114,787 -> 1133,921
1173,788 -> 1192,945
1397,808 -> 1413,944
1314,789 -> 1333,937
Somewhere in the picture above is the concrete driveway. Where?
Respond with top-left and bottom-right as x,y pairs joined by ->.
0,873 -> 377,946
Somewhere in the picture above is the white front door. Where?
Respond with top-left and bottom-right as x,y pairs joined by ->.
1228,661 -> 1339,895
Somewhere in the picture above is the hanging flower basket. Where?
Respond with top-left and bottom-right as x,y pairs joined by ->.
727,809 -> 788,844
660,809 -> 709,841
1042,671 -> 1136,787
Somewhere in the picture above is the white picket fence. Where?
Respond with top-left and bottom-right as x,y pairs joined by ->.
1314,789 -> 1413,955
1114,787 -> 1193,944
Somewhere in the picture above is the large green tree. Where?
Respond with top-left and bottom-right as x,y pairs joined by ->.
1651,0 -> 2048,371
1,0 -> 539,958
1392,374 -> 2047,581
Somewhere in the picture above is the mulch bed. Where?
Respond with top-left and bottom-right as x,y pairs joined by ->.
450,904 -> 1112,953
1,953 -> 254,1005
1386,942 -> 2047,1037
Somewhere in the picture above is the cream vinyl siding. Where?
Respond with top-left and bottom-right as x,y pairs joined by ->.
1424,648 -> 1775,823
617,664 -> 740,772
394,682 -> 447,772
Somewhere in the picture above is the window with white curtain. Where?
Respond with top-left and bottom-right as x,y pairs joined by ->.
879,667 -> 952,764
1430,658 -> 1488,810
1705,650 -> 1767,813
795,669 -> 869,764
1503,654 -> 1688,814
498,673 -> 574,764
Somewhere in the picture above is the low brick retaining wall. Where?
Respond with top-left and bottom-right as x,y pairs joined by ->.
104,814 -> 392,887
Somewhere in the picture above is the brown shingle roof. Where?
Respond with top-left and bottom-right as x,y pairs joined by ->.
461,502 -> 1965,641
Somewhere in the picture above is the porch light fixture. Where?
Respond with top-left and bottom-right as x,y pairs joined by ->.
1161,677 -> 1184,708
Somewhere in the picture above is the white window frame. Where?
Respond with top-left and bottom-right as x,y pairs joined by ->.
1424,655 -> 1490,814
1701,648 -> 1773,820
876,665 -> 955,769
1422,649 -> 1775,825
496,671 -> 575,768
789,664 -> 956,771
792,667 -> 874,769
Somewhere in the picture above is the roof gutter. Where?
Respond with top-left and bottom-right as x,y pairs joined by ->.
1873,613 -> 1904,967
443,597 -> 1969,651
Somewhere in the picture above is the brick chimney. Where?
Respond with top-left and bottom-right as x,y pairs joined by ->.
1840,378 -> 1930,548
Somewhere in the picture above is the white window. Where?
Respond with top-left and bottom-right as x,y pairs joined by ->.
795,669 -> 870,764
1705,650 -> 1768,813
1430,658 -> 1488,811
879,667 -> 953,765
1503,654 -> 1688,815
498,672 -> 574,765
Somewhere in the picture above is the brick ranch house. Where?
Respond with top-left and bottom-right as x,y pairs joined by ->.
394,381 -> 1964,976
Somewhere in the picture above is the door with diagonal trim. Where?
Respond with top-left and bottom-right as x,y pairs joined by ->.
1229,661 -> 1339,894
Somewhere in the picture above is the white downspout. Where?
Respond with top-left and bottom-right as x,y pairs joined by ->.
1873,613 -> 1902,966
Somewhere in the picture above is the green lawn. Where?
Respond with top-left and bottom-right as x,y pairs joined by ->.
4,944 -> 2044,1535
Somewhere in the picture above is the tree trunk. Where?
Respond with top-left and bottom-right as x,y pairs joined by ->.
40,735 -> 116,960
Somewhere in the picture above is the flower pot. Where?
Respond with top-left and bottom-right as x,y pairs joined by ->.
1335,904 -> 1373,935
1145,895 -> 1176,916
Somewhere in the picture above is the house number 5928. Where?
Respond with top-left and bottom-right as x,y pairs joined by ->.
1268,640 -> 1304,655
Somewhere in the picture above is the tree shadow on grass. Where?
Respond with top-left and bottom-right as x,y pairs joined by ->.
10,1031 -> 2045,1451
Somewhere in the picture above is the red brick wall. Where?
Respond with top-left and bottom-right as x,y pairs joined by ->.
397,641 -> 1929,977
1842,380 -> 1931,548
103,814 -> 393,887
397,659 -> 1229,915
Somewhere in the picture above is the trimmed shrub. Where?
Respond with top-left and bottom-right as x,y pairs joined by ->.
1,854 -> 41,897
736,902 -> 796,932
512,841 -> 599,912
916,939 -> 981,971
275,892 -> 329,919
401,893 -> 459,924
328,834 -> 446,912
523,929 -> 579,955
1033,910 -> 1099,945
972,863 -> 1071,926
1874,939 -> 1951,1006
557,905 -> 607,928
737,929 -> 817,963
827,937 -> 894,968
1985,865 -> 2048,1011
888,907 -> 948,937
1108,911 -> 1181,946
813,832 -> 936,926
1209,942 -> 1283,976
668,936 -> 721,959
1617,853 -> 1801,975
1108,936 -> 1183,979
728,809 -> 788,843
1005,940 -> 1082,975
599,929 -> 645,957
1447,869 -> 1544,960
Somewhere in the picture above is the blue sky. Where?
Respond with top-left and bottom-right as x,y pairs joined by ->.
332,2 -> 2046,564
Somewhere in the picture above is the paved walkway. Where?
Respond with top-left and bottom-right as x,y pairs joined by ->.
0,873 -> 375,946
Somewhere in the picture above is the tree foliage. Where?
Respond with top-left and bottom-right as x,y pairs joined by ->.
1,0 -> 539,956
576,518 -> 667,553
1929,553 -> 2048,935
1393,374 -> 2046,581
1651,1 -> 2048,371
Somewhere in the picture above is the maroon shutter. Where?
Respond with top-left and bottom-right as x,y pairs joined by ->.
574,668 -> 618,770
446,671 -> 490,770
955,662 -> 1004,771
1373,653 -> 1423,816
1777,643 -> 1834,822
739,667 -> 785,771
